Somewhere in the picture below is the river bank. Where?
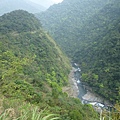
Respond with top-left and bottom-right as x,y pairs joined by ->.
63,66 -> 111,106
82,90 -> 111,105
62,67 -> 79,98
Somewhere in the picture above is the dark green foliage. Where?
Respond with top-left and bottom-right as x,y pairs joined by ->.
36,0 -> 110,56
0,10 -> 41,33
73,1 -> 120,103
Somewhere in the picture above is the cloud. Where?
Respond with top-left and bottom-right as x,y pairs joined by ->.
30,0 -> 63,8
29,0 -> 54,8
51,0 -> 63,4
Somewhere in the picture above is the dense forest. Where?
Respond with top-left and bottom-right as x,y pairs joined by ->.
0,10 -> 99,120
36,0 -> 110,56
36,0 -> 120,103
74,2 -> 120,102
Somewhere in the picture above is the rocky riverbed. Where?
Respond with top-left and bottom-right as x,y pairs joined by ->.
63,66 -> 111,106
62,67 -> 79,98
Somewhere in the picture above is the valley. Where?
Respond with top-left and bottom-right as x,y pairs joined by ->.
66,63 -> 112,107
37,0 -> 120,103
0,0 -> 120,119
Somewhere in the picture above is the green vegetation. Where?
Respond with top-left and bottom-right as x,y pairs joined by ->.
36,0 -> 120,103
36,0 -> 110,56
0,104 -> 60,120
0,10 -> 99,119
102,103 -> 120,120
73,0 -> 120,103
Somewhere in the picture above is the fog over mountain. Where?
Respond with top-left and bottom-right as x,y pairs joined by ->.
30,0 -> 55,8
0,0 -> 55,16
0,0 -> 64,16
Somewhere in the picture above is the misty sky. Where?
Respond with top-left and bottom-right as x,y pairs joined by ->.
30,0 -> 63,8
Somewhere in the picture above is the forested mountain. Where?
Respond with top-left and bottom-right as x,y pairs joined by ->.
0,0 -> 46,16
73,1 -> 120,102
36,0 -> 110,56
36,0 -> 120,103
0,10 -> 99,120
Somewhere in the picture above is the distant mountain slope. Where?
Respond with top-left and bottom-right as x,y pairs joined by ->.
36,0 -> 120,103
74,18 -> 120,102
0,10 -> 99,120
0,0 -> 46,16
36,0 -> 110,56
73,0 -> 120,102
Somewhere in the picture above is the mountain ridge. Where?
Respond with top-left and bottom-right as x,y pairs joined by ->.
0,10 -> 99,120
0,0 -> 46,16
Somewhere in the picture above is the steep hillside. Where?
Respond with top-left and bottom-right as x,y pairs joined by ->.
0,10 -> 99,120
36,0 -> 110,56
0,10 -> 70,98
0,0 -> 46,16
73,0 -> 120,103
36,0 -> 120,103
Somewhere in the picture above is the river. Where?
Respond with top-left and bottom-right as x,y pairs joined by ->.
73,64 -> 87,100
62,62 -> 112,110
72,63 -> 112,110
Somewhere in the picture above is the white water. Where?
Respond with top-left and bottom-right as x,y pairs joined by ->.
73,63 -> 112,107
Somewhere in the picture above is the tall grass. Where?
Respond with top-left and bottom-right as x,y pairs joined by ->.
0,107 -> 60,120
